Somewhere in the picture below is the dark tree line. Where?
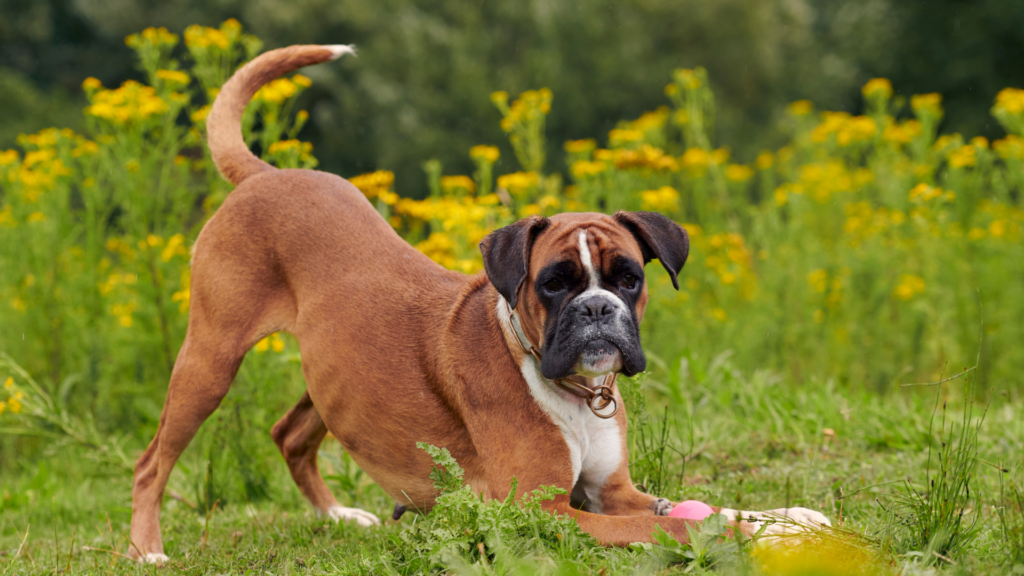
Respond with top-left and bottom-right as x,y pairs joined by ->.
2,0 -> 1022,196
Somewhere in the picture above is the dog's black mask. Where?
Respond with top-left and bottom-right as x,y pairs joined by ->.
480,212 -> 689,381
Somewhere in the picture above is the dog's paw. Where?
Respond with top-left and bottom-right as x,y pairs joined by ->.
723,507 -> 831,541
142,552 -> 170,564
651,498 -> 673,516
327,505 -> 381,527
764,507 -> 831,533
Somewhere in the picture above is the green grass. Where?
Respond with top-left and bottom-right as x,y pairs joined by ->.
2,352 -> 1023,574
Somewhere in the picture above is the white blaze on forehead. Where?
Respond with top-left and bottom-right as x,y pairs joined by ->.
575,229 -> 627,311
577,229 -> 600,289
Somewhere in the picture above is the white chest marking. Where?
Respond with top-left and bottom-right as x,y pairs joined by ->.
518,356 -> 622,513
499,295 -> 621,513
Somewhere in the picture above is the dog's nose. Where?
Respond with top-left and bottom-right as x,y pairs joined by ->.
580,296 -> 615,323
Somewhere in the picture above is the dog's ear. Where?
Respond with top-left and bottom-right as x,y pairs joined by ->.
480,216 -> 550,309
613,211 -> 689,290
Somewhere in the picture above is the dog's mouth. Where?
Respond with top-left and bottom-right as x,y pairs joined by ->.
571,338 -> 624,378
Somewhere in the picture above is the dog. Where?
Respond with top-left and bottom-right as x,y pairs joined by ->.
127,44 -> 829,563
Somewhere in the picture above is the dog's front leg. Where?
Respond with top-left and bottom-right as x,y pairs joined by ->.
464,408 -> 697,547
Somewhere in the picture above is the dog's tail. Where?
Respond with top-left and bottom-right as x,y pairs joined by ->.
207,44 -> 355,186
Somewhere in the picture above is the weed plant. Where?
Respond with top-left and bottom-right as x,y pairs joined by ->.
878,374 -> 984,564
999,473 -> 1024,566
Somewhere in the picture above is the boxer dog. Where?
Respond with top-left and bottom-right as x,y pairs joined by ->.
128,44 -> 829,563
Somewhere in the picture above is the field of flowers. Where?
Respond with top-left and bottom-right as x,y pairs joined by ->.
2,18 -> 1024,575
2,21 -> 1022,435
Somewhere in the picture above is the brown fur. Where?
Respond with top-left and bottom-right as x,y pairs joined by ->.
127,45 -> 749,561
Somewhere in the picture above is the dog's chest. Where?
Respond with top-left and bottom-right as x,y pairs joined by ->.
520,358 -> 622,513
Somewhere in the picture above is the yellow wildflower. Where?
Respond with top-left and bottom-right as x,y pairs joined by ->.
470,145 -> 500,162
156,69 -> 190,87
911,93 -> 943,115
787,100 -> 813,116
990,220 -> 1007,238
497,171 -> 540,197
639,186 -> 680,212
711,307 -> 727,322
608,129 -> 643,147
292,74 -> 312,88
490,91 -> 508,107
893,274 -> 925,300
255,337 -> 270,353
933,134 -> 961,153
349,170 -> 395,199
184,25 -> 229,50
571,160 -> 606,179
909,183 -> 944,202
836,116 -> 877,146
221,18 -> 242,35
673,69 -> 701,90
161,234 -> 188,262
441,175 -> 476,194
725,164 -> 754,182
271,332 -> 285,353
807,269 -> 828,293
994,135 -> 1024,159
948,145 -> 976,168
994,88 -> 1024,115
612,145 -> 678,171
82,77 -> 102,91
4,377 -> 11,389
415,232 -> 457,269
811,111 -> 848,142
862,78 -> 893,99
27,212 -> 45,223
86,80 -> 169,125
755,151 -> 774,170
773,186 -> 789,206
883,119 -> 922,144
111,301 -> 137,327
7,397 -> 21,413
72,141 -> 99,157
537,195 -> 560,211
564,139 -> 596,154
680,148 -> 709,171
254,78 -> 299,104
172,268 -> 191,313
190,105 -> 212,124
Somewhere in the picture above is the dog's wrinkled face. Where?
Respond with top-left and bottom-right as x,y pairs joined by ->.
481,212 -> 689,381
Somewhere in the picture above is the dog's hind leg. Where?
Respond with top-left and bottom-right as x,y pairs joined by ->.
271,393 -> 380,526
128,328 -> 248,563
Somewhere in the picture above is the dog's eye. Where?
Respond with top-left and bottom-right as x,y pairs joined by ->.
621,274 -> 638,291
542,278 -> 565,294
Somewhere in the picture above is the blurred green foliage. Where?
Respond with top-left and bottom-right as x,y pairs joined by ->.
2,0 -> 1023,196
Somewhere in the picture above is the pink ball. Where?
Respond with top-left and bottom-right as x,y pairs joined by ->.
668,500 -> 715,521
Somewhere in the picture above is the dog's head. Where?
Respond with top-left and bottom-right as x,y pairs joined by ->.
480,211 -> 689,380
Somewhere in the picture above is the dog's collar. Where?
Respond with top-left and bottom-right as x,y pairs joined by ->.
501,297 -> 618,419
